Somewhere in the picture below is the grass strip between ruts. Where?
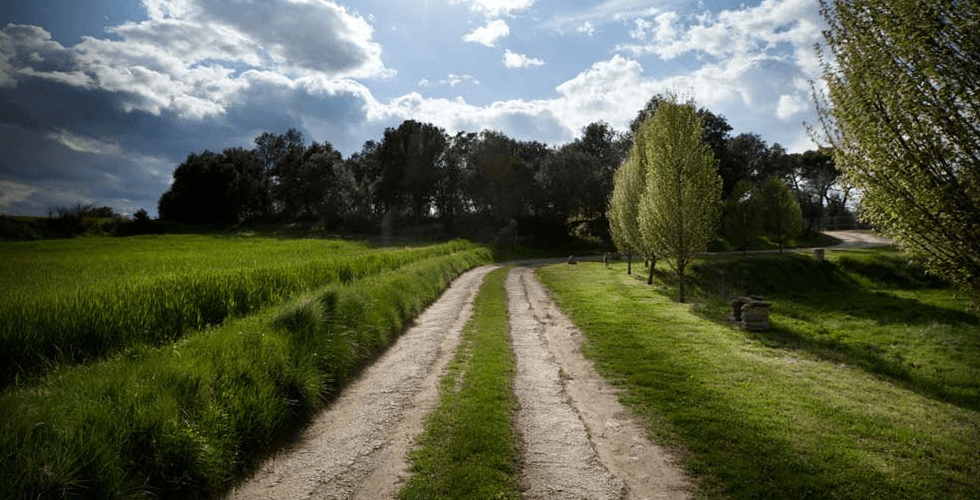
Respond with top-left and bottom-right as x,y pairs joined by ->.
399,266 -> 520,500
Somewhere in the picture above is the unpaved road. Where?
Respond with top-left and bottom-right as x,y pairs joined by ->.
824,230 -> 893,248
226,265 -> 692,499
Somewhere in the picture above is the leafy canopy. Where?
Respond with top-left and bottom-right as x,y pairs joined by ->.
636,95 -> 722,302
816,0 -> 980,306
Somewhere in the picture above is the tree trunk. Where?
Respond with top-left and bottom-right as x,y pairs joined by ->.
678,262 -> 686,303
627,253 -> 632,275
646,256 -> 657,285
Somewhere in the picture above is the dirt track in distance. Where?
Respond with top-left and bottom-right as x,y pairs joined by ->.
225,264 -> 694,499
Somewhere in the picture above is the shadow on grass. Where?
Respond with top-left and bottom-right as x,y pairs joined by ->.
750,318 -> 980,413
660,254 -> 980,413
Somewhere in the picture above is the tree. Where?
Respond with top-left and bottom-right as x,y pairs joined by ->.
722,180 -> 762,252
758,177 -> 803,253
377,120 -> 447,224
607,156 -> 648,275
637,96 -> 723,302
815,0 -> 980,306
159,150 -> 241,224
254,129 -> 305,219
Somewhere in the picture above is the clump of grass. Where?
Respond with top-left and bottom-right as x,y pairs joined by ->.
399,267 -> 520,500
0,246 -> 491,499
538,258 -> 980,499
0,236 -> 481,386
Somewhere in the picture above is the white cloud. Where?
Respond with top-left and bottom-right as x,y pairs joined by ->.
462,19 -> 510,47
0,1 -> 391,120
776,93 -> 809,120
577,21 -> 596,36
417,73 -> 480,88
0,179 -> 38,211
453,0 -> 535,17
503,50 -> 544,68
619,0 -> 825,64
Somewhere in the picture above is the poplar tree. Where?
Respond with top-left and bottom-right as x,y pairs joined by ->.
816,0 -> 980,306
607,157 -> 646,275
637,96 -> 722,302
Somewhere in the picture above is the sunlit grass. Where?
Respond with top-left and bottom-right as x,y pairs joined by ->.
537,252 -> 980,499
0,235 -> 481,386
0,245 -> 492,499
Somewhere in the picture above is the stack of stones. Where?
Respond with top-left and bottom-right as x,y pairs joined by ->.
730,296 -> 771,332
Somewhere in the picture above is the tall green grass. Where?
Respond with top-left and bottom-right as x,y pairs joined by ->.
399,267 -> 520,500
0,236 -> 480,386
0,245 -> 491,499
537,253 -> 980,499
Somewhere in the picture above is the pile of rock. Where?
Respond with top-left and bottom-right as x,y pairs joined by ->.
730,296 -> 771,332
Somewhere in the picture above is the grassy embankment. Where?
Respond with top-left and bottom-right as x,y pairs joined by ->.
537,248 -> 980,499
399,267 -> 520,500
0,235 -> 478,386
0,236 -> 491,499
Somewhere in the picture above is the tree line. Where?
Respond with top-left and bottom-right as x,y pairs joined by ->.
157,97 -> 850,246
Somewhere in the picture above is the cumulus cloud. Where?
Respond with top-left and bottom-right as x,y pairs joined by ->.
618,0 -> 824,66
0,0 -> 390,121
776,93 -> 810,120
462,19 -> 510,47
503,50 -> 544,68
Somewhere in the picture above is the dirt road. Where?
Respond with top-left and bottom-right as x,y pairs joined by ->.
226,265 -> 692,499
823,230 -> 893,248
508,267 -> 693,499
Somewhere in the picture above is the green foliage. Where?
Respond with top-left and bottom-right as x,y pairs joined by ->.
722,180 -> 762,252
758,176 -> 803,252
636,95 -> 723,302
399,267 -> 519,500
606,156 -> 647,273
0,245 -> 491,499
816,0 -> 980,307
538,256 -> 980,499
0,236 -> 483,387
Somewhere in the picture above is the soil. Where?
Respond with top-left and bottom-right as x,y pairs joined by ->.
225,264 -> 694,499
824,230 -> 893,248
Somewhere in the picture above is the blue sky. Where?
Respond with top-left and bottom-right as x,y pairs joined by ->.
0,0 -> 828,217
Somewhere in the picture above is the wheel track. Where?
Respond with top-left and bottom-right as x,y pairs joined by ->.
509,266 -> 694,500
225,265 -> 497,500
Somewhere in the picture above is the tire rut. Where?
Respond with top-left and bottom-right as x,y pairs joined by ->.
508,266 -> 695,500
225,265 -> 497,500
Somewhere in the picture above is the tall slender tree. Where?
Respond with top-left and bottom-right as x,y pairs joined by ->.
815,0 -> 980,306
637,96 -> 722,302
607,157 -> 646,275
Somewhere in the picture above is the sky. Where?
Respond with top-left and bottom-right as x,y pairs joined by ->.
0,0 -> 830,217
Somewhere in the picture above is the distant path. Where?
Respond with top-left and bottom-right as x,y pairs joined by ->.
823,230 -> 893,249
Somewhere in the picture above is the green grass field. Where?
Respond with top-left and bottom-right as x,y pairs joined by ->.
0,235 -> 481,386
0,236 -> 491,499
537,249 -> 980,499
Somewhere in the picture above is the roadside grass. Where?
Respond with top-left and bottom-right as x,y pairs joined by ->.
537,252 -> 980,499
0,235 -> 481,386
0,246 -> 491,499
399,267 -> 520,500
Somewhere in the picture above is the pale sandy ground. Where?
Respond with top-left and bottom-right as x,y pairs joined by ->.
823,230 -> 893,248
225,264 -> 694,499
